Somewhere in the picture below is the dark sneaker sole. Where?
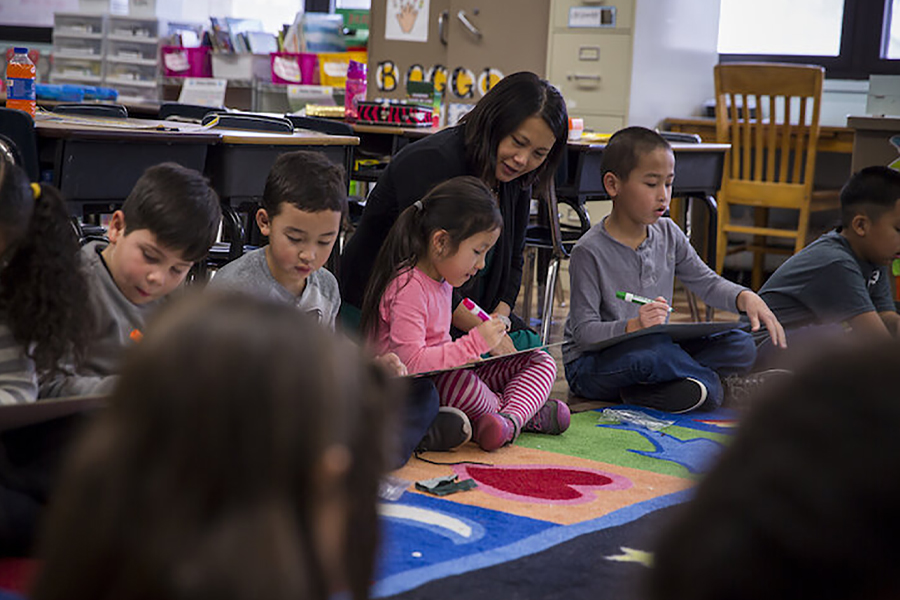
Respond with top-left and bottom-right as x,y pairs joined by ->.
418,406 -> 472,452
621,377 -> 708,414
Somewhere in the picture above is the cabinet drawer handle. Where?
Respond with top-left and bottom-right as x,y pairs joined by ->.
567,73 -> 601,81
438,10 -> 448,45
457,10 -> 483,39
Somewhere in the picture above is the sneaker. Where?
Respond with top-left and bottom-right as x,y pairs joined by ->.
722,369 -> 793,410
473,413 -> 517,451
621,378 -> 708,414
416,407 -> 472,452
523,399 -> 571,435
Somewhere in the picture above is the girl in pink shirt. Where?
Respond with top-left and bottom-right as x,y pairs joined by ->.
360,176 -> 569,451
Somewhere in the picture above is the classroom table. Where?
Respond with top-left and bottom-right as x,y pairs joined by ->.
664,116 -> 854,154
34,114 -> 220,215
556,141 -> 730,268
346,122 -> 729,262
31,113 -> 359,216
205,128 -> 359,201
350,122 -> 436,182
664,116 -> 853,191
846,115 -> 900,173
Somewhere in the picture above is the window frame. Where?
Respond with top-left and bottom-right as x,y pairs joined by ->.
719,0 -> 900,79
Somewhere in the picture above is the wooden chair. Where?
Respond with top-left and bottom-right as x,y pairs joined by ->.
714,62 -> 825,289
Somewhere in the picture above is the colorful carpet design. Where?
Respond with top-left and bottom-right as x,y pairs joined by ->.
374,405 -> 736,599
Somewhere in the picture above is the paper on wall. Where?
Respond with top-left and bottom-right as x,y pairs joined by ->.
385,0 -> 430,43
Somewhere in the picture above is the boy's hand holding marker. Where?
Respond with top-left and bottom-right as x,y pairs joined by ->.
463,298 -> 508,352
618,291 -> 672,332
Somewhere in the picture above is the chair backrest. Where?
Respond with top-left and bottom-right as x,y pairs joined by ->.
159,102 -> 228,122
714,63 -> 824,204
285,114 -> 354,136
0,108 -> 39,181
202,112 -> 294,133
53,103 -> 128,119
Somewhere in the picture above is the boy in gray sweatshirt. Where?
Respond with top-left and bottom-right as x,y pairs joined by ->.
563,128 -> 786,412
209,151 -> 451,466
41,163 -> 222,397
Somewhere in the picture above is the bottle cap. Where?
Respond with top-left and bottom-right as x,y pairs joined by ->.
13,47 -> 28,54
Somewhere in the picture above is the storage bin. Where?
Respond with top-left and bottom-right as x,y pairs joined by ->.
270,52 -> 318,84
211,53 -> 270,81
52,37 -> 103,59
109,39 -> 159,63
357,100 -> 432,127
54,13 -> 105,37
51,56 -> 103,82
105,61 -> 158,89
317,51 -> 367,87
107,16 -> 158,42
161,46 -> 211,77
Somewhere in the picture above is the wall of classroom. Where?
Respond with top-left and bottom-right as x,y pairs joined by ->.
0,0 -> 871,127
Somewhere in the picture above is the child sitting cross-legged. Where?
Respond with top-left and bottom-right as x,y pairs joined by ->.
360,176 -> 570,452
208,151 -> 444,466
563,127 -> 786,413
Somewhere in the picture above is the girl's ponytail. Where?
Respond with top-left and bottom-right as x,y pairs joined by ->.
359,200 -> 428,339
0,170 -> 93,374
358,176 -> 502,340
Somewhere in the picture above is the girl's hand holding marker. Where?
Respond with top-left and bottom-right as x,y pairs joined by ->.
463,298 -> 507,351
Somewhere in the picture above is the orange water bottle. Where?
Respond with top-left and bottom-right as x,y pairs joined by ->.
6,47 -> 36,117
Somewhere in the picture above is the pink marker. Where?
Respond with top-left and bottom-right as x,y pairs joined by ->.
462,298 -> 491,322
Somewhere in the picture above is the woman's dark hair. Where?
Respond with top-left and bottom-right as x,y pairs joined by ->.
0,160 -> 92,374
648,340 -> 900,600
32,292 -> 396,600
360,176 -> 502,339
460,71 -> 568,194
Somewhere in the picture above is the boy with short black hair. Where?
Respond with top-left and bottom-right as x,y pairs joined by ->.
211,150 -> 345,328
758,166 -> 900,348
210,150 -> 448,465
41,162 -> 222,397
563,127 -> 785,413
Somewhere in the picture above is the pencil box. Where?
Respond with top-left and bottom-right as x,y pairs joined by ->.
356,101 -> 433,127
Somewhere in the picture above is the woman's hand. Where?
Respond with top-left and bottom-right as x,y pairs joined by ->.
489,333 -> 517,356
373,353 -> 408,377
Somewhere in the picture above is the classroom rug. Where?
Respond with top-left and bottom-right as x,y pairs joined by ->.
373,405 -> 737,599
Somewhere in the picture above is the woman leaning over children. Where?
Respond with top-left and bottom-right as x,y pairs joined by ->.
340,71 -> 568,350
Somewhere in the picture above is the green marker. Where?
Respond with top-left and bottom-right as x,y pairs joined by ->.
616,291 -> 674,312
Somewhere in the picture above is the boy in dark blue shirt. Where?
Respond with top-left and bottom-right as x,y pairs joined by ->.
758,166 -> 900,363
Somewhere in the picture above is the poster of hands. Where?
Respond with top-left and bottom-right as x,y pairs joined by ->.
386,0 -> 430,43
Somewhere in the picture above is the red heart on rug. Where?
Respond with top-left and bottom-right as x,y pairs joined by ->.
461,465 -> 622,502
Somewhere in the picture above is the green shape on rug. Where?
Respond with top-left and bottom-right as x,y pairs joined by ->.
516,410 -> 730,479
